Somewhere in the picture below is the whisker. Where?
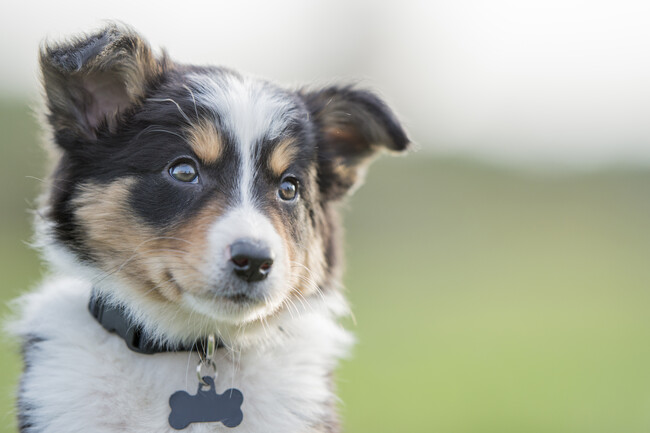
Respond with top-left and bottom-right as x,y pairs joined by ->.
289,268 -> 327,303
132,124 -> 186,143
147,97 -> 193,125
89,236 -> 194,283
293,290 -> 316,314
283,294 -> 302,319
280,299 -> 295,320
25,176 -> 69,193
183,84 -> 199,120
140,276 -> 177,296
145,128 -> 186,141
90,250 -> 201,286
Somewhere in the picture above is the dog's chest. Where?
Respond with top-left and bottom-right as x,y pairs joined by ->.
15,278 -> 351,433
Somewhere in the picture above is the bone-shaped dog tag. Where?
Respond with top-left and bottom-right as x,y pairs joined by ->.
169,376 -> 244,429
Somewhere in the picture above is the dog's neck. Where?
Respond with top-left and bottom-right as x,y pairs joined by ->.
88,288 -> 219,355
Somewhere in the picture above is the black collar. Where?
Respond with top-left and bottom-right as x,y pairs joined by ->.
88,288 -> 218,355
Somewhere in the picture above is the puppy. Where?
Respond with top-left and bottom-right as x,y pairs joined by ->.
10,24 -> 409,433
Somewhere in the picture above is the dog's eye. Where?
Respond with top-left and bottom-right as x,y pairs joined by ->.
278,176 -> 299,201
169,161 -> 199,183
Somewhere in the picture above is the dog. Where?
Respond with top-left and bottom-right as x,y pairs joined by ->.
9,23 -> 409,433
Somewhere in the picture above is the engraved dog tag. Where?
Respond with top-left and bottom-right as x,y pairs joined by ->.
169,376 -> 244,429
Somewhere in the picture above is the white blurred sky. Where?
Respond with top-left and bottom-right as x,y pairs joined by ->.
1,0 -> 649,166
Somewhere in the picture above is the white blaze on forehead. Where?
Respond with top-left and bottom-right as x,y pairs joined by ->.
188,73 -> 299,205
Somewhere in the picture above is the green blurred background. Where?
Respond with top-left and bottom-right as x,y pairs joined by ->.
3,1 -> 650,431
1,98 -> 649,433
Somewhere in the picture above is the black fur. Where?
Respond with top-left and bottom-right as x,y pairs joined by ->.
17,335 -> 46,432
28,23 -> 411,433
41,25 -> 409,293
301,86 -> 410,200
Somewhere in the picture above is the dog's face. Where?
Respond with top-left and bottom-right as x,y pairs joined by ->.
39,25 -> 409,328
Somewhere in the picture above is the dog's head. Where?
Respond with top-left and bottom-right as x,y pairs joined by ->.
38,24 -> 409,340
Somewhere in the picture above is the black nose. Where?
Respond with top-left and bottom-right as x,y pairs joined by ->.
229,240 -> 274,282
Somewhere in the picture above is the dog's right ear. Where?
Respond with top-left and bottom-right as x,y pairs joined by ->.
300,86 -> 410,201
40,24 -> 164,146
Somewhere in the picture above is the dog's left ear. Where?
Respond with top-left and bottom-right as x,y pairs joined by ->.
300,86 -> 410,201
40,23 -> 164,145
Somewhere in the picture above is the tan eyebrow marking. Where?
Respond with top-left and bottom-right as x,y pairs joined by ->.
269,138 -> 299,176
186,119 -> 223,164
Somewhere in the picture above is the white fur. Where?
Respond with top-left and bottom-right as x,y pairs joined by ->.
186,206 -> 289,324
9,276 -> 353,433
14,69 -> 353,433
188,73 -> 299,206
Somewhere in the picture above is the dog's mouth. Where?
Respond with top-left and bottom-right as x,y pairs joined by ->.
222,293 -> 256,304
188,288 -> 264,307
181,288 -> 283,325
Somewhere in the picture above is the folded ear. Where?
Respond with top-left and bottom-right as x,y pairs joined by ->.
40,23 -> 163,145
300,86 -> 410,201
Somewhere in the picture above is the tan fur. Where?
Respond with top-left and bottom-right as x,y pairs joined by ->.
166,200 -> 227,295
72,177 -> 317,304
264,169 -> 327,299
73,178 -> 145,258
292,231 -> 326,298
73,178 -> 181,302
185,119 -> 223,164
269,138 -> 299,176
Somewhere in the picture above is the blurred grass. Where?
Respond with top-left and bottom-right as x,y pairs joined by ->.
1,99 -> 650,432
0,99 -> 47,431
